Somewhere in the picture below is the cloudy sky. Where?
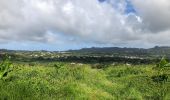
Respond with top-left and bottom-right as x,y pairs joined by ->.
0,0 -> 170,51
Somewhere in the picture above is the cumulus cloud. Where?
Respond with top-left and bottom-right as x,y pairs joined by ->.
0,0 -> 170,48
131,0 -> 170,33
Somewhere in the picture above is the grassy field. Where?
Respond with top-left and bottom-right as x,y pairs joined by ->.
0,60 -> 169,100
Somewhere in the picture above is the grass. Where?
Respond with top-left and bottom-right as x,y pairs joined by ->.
0,62 -> 169,100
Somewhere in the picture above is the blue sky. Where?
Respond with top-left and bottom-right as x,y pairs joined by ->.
0,42 -> 118,51
0,0 -> 170,51
125,0 -> 136,14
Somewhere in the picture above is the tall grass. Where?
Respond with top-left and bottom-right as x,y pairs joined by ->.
0,62 -> 169,100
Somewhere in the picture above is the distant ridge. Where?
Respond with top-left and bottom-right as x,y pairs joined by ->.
67,46 -> 170,57
1,46 -> 170,63
1,46 -> 170,57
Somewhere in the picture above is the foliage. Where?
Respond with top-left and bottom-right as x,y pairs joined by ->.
153,56 -> 170,99
0,55 -> 12,79
152,57 -> 169,83
0,62 -> 169,99
156,56 -> 170,69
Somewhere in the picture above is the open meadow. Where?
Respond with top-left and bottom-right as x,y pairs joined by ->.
0,57 -> 169,100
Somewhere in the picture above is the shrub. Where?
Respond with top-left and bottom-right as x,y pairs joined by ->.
0,55 -> 13,79
156,57 -> 170,69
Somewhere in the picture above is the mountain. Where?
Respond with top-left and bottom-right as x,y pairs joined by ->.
1,46 -> 170,58
1,46 -> 170,64
67,46 -> 170,57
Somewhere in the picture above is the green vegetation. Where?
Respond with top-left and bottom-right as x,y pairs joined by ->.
0,58 -> 169,100
0,55 -> 12,79
1,46 -> 170,64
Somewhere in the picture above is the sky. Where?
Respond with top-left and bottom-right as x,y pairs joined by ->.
0,0 -> 170,51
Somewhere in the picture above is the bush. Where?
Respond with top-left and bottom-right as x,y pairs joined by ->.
0,55 -> 13,79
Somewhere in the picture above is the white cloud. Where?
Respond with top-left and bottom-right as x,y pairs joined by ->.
0,0 -> 170,48
131,0 -> 170,32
